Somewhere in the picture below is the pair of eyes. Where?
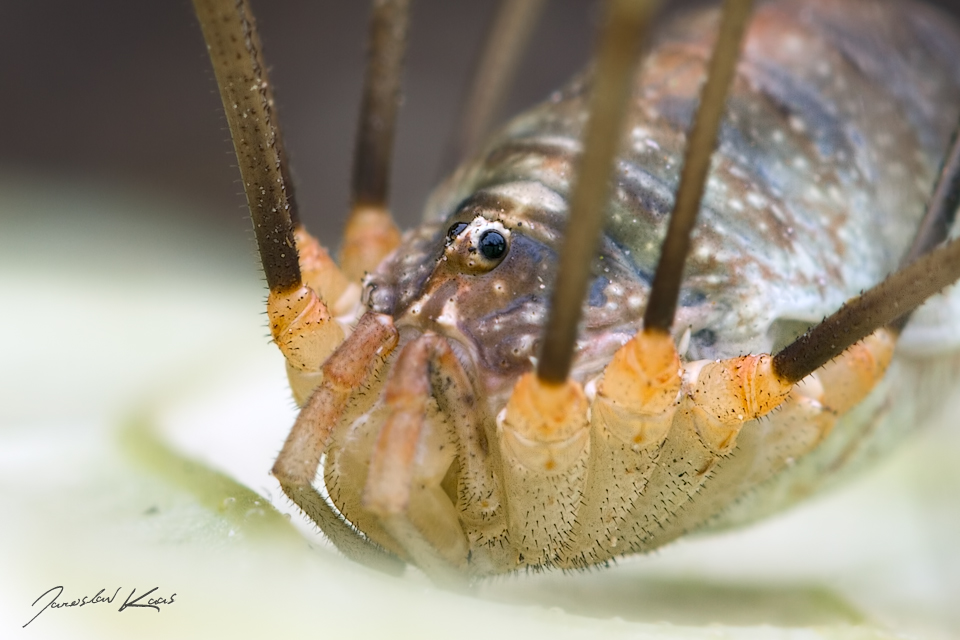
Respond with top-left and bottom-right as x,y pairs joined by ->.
446,222 -> 508,261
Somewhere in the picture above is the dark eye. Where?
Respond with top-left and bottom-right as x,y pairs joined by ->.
447,222 -> 468,240
479,230 -> 507,261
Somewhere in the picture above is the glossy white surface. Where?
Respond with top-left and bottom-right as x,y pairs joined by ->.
2,179 -> 958,639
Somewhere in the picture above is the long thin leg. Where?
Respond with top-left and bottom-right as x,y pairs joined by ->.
523,2 -> 755,548
642,0 -> 753,334
774,107 -> 960,384
890,116 -> 960,331
582,0 -> 755,461
193,0 -> 302,293
506,0 -> 663,566
194,0 -> 349,385
773,236 -> 960,384
440,0 -> 547,171
340,0 -> 410,281
537,0 -> 658,383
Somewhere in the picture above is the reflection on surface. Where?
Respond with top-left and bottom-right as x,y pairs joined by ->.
2,177 -> 958,640
483,575 -> 864,628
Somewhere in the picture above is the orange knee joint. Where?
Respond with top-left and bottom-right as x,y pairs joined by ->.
268,286 -> 345,373
340,204 -> 402,282
499,374 -> 591,472
592,328 -> 682,448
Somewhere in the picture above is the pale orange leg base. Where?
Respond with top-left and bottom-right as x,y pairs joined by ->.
293,226 -> 356,316
267,285 -> 345,374
592,328 -> 682,448
340,204 -> 402,282
816,328 -> 896,415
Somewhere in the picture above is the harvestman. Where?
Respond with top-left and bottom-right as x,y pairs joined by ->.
193,0 -> 960,577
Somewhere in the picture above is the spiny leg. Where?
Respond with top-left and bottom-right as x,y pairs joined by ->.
439,0 -> 548,171
632,121 -> 960,543
536,0 -> 658,385
595,0 -> 756,452
773,123 -> 960,414
770,113 -> 960,389
272,313 -> 404,573
194,1 -> 405,570
192,0 -> 300,294
642,0 -> 754,335
494,0 -> 753,568
602,0 -> 865,452
493,0 -> 759,562
579,0 -> 756,559
497,0 -> 658,568
683,40 -> 960,457
772,238 -> 960,386
340,0 -> 410,281
193,0 -> 349,402
755,116 -> 960,411
288,0 -> 414,398
890,115 -> 960,332
615,18 -> 960,548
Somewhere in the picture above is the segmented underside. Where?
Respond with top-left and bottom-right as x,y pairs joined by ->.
351,0 -> 960,570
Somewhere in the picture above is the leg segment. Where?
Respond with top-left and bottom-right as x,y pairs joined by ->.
440,0 -> 547,169
272,313 -> 402,573
267,286 -> 344,391
536,0 -> 656,382
498,374 -> 591,567
193,0 -> 302,294
591,329 -> 682,447
574,329 -> 681,563
277,228 -> 360,405
624,328 -> 896,551
340,0 -> 410,281
361,334 -> 474,579
576,325 -> 893,563
681,328 -> 893,462
293,227 -> 357,318
689,354 -> 792,454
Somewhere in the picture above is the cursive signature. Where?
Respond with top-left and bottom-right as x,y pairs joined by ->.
23,585 -> 176,628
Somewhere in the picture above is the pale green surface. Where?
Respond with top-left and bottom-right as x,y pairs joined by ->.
1,177 -> 958,639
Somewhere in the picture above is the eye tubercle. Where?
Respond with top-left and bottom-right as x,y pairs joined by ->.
443,217 -> 511,273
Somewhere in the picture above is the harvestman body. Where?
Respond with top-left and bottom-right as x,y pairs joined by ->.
194,0 -> 960,578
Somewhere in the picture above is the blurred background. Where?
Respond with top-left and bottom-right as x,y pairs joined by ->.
0,1 -> 603,249
6,0 -> 960,248
5,0 -> 960,246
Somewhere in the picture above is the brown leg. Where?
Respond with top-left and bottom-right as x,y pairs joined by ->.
440,0 -> 547,170
340,0 -> 411,281
537,0 -> 657,383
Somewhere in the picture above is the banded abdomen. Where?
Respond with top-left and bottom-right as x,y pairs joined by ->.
367,0 -> 960,553
422,0 -> 960,360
